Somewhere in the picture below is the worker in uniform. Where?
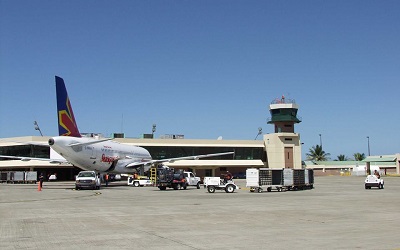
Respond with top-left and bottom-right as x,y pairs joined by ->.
105,173 -> 109,186
39,173 -> 44,188
224,171 -> 233,183
374,170 -> 380,179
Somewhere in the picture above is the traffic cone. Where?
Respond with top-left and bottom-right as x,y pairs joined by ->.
38,182 -> 41,191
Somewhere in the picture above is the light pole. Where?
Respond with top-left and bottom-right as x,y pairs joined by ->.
319,134 -> 322,149
367,136 -> 370,156
254,127 -> 263,140
34,121 -> 43,136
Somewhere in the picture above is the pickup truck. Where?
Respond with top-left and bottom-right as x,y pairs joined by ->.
184,171 -> 202,189
75,171 -> 101,190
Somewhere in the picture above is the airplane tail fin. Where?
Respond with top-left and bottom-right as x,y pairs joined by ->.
55,76 -> 81,137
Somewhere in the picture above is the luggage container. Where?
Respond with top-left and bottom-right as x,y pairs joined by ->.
283,168 -> 293,186
308,169 -> 314,188
1,172 -> 7,183
14,172 -> 25,183
246,168 -> 285,192
25,171 -> 37,184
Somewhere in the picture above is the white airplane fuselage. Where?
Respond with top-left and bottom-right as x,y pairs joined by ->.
49,136 -> 152,174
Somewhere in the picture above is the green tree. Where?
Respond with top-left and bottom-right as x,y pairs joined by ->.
336,154 -> 349,161
353,153 -> 366,161
306,145 -> 330,161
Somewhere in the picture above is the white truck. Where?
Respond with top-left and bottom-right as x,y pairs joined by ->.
75,171 -> 101,190
184,171 -> 202,189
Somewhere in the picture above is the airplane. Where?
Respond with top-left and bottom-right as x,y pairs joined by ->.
1,76 -> 234,174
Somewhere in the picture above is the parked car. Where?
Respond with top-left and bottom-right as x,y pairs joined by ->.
234,172 -> 246,179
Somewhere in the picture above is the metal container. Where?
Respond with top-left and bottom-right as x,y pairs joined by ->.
246,168 -> 259,187
25,171 -> 37,182
271,169 -> 283,185
283,168 -> 293,186
308,169 -> 314,184
304,169 -> 309,185
293,169 -> 305,186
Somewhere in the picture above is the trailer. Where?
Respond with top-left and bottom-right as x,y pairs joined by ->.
246,168 -> 314,192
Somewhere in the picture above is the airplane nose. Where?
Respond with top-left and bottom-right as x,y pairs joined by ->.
48,138 -> 55,145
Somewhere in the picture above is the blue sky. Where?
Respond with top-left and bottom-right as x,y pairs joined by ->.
1,0 -> 399,160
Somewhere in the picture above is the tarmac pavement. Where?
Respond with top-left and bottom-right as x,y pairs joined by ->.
1,176 -> 399,250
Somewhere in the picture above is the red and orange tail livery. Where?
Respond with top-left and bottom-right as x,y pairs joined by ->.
55,76 -> 81,137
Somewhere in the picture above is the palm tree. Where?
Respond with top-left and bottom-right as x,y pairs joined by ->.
306,145 -> 330,161
353,153 -> 366,161
336,154 -> 349,161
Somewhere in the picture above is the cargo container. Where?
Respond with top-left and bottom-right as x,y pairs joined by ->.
246,168 -> 314,192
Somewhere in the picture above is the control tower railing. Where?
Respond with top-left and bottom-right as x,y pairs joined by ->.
271,97 -> 296,104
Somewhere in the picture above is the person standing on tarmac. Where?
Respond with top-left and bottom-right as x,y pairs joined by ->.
39,173 -> 44,188
105,173 -> 109,186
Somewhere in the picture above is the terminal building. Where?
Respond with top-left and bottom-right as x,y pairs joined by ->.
0,98 -> 303,180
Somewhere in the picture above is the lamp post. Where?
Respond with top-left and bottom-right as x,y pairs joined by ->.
34,121 -> 43,136
254,127 -> 263,140
367,136 -> 370,156
319,134 -> 322,149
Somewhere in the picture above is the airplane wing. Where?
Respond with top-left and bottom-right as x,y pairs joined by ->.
0,155 -> 69,164
125,151 -> 235,168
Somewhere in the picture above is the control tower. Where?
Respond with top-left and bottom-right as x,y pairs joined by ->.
264,96 -> 302,169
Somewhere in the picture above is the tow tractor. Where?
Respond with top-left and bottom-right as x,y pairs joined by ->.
365,175 -> 384,189
203,177 -> 239,193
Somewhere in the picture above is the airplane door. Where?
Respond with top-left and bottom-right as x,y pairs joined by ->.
88,146 -> 97,160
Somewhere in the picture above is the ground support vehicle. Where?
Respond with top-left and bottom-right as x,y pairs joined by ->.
183,171 -> 202,189
156,167 -> 187,190
246,168 -> 314,193
127,176 -> 152,187
365,175 -> 384,189
203,177 -> 239,193
75,171 -> 101,190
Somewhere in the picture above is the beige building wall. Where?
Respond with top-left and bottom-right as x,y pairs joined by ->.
264,132 -> 302,169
